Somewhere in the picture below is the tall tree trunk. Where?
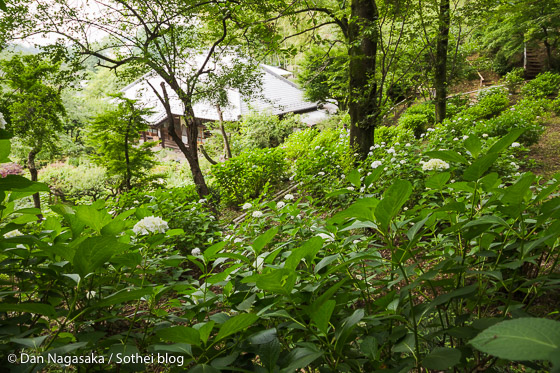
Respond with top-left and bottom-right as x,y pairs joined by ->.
435,0 -> 450,123
149,81 -> 211,198
216,104 -> 232,159
348,0 -> 379,160
124,118 -> 132,192
27,147 -> 43,220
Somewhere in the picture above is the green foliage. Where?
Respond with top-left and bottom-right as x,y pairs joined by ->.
238,112 -> 303,150
398,113 -> 430,138
39,163 -> 111,203
210,148 -> 287,206
462,87 -> 510,120
87,95 -> 156,192
521,71 -> 560,99
474,98 -> 546,145
110,187 -> 221,257
374,125 -> 414,145
0,54 -> 65,156
503,67 -> 525,94
297,45 -> 349,108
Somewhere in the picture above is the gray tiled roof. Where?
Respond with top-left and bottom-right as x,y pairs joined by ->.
121,61 -> 317,125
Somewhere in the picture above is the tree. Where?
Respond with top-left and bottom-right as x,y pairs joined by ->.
13,0 -> 263,198
0,54 -> 65,212
87,95 -> 155,193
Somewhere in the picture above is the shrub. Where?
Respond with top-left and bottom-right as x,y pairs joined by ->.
503,67 -> 525,94
110,187 -> 220,256
521,71 -> 560,98
210,148 -> 287,206
462,87 -> 510,120
238,112 -> 303,150
398,113 -> 429,138
283,127 -> 352,181
39,163 -> 112,202
375,125 -> 414,144
474,98 -> 546,146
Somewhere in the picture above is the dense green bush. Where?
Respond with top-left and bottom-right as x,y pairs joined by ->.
210,147 -> 287,206
238,112 -> 303,150
462,87 -> 510,120
521,71 -> 560,98
503,67 -> 525,93
39,163 -> 112,202
398,113 -> 429,138
374,125 -> 414,144
110,187 -> 220,256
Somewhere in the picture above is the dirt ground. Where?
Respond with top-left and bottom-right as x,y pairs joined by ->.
528,115 -> 560,179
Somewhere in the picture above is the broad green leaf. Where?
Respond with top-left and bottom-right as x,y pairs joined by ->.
406,214 -> 432,241
252,227 -> 278,256
335,309 -> 364,353
95,287 -> 153,308
11,336 -> 48,349
536,174 -> 560,203
501,172 -> 535,205
0,302 -> 56,316
329,198 -> 379,224
193,321 -> 215,345
0,139 -> 10,163
75,205 -> 112,233
310,299 -> 335,334
73,236 -> 128,276
464,136 -> 482,158
463,215 -> 509,229
284,236 -> 323,270
374,180 -> 412,232
279,347 -> 323,373
487,128 -> 525,154
43,342 -> 88,356
463,153 -> 499,181
425,172 -> 450,190
423,347 -> 462,370
214,313 -> 259,343
255,269 -> 296,295
203,241 -> 227,261
0,175 -> 50,192
470,318 -> 560,362
424,150 -> 467,164
346,168 -> 361,188
364,167 -> 383,187
156,326 -> 200,346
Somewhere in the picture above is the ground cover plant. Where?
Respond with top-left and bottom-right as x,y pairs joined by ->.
1,78 -> 560,372
0,0 -> 560,368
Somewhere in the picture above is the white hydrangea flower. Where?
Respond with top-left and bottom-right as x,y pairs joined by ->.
315,146 -> 321,150
482,134 -> 489,138
198,198 -> 206,204
242,203 -> 252,210
453,137 -> 459,141
511,162 -> 519,170
3,229 -> 23,238
394,142 -> 400,146
86,290 -> 97,300
370,146 -> 374,150
252,211 -> 263,218
511,142 -> 521,148
386,148 -> 395,154
405,143 -> 411,147
347,186 -> 355,191
427,128 -> 435,132
318,171 -> 325,176
381,142 -> 386,145
191,248 -> 202,256
368,152 -> 373,156
353,239 -> 361,244
422,158 -> 450,171
463,135 -> 469,140
399,160 -> 406,164
276,201 -> 286,209
234,237 -> 243,243
132,216 -> 169,235
284,194 -> 294,201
